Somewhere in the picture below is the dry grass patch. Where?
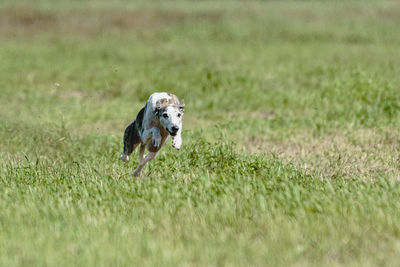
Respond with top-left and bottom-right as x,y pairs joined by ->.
245,127 -> 400,180
377,6 -> 400,21
0,5 -> 222,38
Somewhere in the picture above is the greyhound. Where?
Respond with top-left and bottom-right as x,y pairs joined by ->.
120,92 -> 184,176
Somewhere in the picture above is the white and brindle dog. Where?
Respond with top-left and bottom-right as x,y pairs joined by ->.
120,92 -> 185,176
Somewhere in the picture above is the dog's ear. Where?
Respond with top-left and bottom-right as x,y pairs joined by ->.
179,99 -> 185,113
154,101 -> 162,114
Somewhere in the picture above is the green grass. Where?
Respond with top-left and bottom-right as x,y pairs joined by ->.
1,0 -> 400,266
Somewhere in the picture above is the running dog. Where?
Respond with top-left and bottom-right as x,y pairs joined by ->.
120,92 -> 185,177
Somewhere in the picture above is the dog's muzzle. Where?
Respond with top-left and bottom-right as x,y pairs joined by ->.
169,126 -> 179,136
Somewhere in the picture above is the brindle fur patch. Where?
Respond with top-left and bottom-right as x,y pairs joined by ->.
122,120 -> 140,155
156,94 -> 180,109
122,105 -> 145,156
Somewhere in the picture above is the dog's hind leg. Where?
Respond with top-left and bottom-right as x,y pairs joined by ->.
131,144 -> 146,177
120,120 -> 140,162
132,151 -> 157,177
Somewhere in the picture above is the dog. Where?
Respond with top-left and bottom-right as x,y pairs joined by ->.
120,92 -> 185,177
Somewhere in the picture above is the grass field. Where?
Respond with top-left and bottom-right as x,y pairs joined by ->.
1,0 -> 400,266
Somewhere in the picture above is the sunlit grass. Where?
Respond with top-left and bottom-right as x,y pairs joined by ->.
1,1 -> 400,266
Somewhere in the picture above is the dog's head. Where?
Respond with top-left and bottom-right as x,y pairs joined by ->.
154,99 -> 184,136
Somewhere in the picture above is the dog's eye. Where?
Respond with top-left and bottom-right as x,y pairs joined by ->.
163,113 -> 168,118
177,113 -> 182,118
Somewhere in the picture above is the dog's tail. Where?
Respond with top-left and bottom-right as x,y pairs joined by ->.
120,120 -> 140,162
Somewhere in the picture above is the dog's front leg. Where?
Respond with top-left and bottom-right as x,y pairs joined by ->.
151,127 -> 162,148
172,129 -> 182,149
138,144 -> 145,165
141,127 -> 162,148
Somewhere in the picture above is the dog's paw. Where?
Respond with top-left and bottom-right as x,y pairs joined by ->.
152,136 -> 161,148
172,137 -> 182,150
120,153 -> 129,162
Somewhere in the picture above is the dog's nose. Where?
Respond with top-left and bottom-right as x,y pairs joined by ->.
171,126 -> 179,133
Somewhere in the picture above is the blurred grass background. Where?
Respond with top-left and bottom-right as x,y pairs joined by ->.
0,0 -> 400,266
